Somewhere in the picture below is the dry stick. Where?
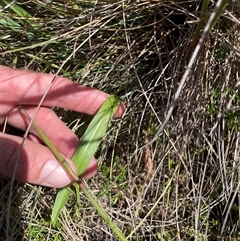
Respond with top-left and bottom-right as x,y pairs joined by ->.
147,0 -> 229,147
221,180 -> 240,235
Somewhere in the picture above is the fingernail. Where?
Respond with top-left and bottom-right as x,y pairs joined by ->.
39,159 -> 72,188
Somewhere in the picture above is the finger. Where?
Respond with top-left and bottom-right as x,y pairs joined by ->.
0,65 -> 125,118
0,133 -> 97,188
8,106 -> 79,158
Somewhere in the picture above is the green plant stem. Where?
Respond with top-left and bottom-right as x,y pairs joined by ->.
80,180 -> 127,241
18,106 -> 79,181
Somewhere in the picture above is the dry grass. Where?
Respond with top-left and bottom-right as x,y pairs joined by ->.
1,0 -> 240,240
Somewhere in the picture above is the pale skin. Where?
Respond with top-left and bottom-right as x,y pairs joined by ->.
0,65 -> 125,188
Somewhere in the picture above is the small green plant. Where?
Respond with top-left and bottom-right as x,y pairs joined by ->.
101,157 -> 128,205
20,95 -> 128,241
27,218 -> 63,241
206,86 -> 240,131
214,44 -> 229,62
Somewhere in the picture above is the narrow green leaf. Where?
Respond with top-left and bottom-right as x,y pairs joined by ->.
51,187 -> 72,223
51,182 -> 81,223
51,95 -> 121,222
195,0 -> 210,36
0,0 -> 41,28
209,0 -> 229,30
73,95 -> 121,176
0,14 -> 20,27
0,0 -> 32,18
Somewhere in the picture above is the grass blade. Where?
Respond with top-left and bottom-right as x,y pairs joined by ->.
0,0 -> 40,27
0,0 -> 32,18
51,187 -> 72,221
73,95 -> 121,176
51,183 -> 81,224
0,14 -> 20,27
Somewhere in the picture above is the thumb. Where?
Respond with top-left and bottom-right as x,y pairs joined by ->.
0,133 -> 97,188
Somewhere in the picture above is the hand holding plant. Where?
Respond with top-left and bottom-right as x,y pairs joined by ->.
0,65 -> 125,187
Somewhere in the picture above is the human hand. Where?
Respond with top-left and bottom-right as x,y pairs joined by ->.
0,65 -> 125,188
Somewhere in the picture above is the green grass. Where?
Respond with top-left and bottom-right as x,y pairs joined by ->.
1,0 -> 240,240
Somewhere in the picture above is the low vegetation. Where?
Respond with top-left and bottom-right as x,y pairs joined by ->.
0,0 -> 240,240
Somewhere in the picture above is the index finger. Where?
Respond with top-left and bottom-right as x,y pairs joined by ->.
0,65 -> 125,117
